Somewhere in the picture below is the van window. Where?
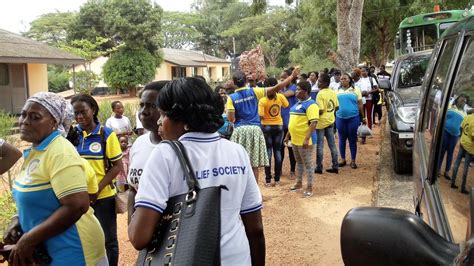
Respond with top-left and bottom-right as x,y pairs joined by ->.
439,36 -> 474,243
421,38 -> 457,164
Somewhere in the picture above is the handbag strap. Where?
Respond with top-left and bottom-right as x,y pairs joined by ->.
162,140 -> 200,191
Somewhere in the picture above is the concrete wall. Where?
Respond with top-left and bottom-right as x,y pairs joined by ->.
202,63 -> 230,82
27,63 -> 48,96
154,62 -> 172,81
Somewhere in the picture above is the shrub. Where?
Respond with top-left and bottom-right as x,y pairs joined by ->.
103,47 -> 156,96
73,70 -> 100,95
0,192 -> 17,237
48,69 -> 71,93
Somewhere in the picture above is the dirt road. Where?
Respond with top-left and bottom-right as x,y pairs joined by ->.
117,126 -> 382,265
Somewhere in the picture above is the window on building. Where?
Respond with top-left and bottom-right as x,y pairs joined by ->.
171,66 -> 187,79
222,67 -> 229,79
209,67 -> 216,81
0,64 -> 9,85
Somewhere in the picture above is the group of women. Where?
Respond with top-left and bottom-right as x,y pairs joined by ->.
0,62 -> 382,265
1,75 -> 267,265
226,67 -> 370,198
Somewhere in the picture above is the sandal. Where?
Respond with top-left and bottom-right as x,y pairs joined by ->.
289,182 -> 302,192
350,162 -> 358,169
303,186 -> 313,198
338,160 -> 347,167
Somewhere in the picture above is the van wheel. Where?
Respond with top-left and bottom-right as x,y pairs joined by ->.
392,145 -> 412,174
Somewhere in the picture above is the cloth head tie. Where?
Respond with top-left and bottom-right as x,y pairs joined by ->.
26,92 -> 74,136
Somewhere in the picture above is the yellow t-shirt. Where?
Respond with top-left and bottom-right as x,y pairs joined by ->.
460,114 -> 474,154
258,93 -> 289,125
288,98 -> 319,146
13,131 -> 106,265
81,158 -> 98,195
316,88 -> 339,129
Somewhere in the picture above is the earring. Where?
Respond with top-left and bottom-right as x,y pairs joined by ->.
184,125 -> 190,131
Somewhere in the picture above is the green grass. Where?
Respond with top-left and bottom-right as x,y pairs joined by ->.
0,192 -> 17,237
0,111 -> 19,236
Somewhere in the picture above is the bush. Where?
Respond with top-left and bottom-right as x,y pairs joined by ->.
73,70 -> 100,95
0,112 -> 19,235
0,192 -> 17,237
48,69 -> 71,93
0,111 -> 16,139
103,47 -> 156,96
98,100 -> 113,124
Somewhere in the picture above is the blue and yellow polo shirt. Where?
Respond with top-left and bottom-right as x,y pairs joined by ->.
75,123 -> 122,200
13,130 -> 106,265
445,105 -> 466,136
288,98 -> 319,146
227,87 -> 266,127
336,86 -> 362,119
316,88 -> 339,129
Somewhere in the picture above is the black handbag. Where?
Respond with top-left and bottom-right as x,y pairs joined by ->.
136,140 -> 224,266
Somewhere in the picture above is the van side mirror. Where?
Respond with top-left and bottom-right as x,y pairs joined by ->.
340,207 -> 459,265
378,78 -> 392,91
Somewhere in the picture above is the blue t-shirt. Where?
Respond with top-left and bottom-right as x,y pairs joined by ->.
444,106 -> 466,136
227,87 -> 266,127
281,84 -> 297,129
336,87 -> 362,119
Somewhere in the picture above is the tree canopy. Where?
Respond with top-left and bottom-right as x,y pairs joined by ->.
24,0 -> 471,86
103,47 -> 156,91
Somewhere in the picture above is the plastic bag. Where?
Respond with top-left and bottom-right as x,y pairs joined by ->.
115,190 -> 129,214
357,124 -> 372,137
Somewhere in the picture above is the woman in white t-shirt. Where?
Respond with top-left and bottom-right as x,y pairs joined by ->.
105,101 -> 132,138
128,77 -> 265,265
126,81 -> 168,223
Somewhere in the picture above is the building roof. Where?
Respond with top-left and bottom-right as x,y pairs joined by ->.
163,48 -> 229,67
0,29 -> 84,65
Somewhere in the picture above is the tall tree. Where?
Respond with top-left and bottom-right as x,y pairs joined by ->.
192,0 -> 252,57
161,11 -> 201,49
221,7 -> 299,67
69,0 -> 163,59
24,12 -> 76,46
328,0 -> 365,71
290,0 -> 337,70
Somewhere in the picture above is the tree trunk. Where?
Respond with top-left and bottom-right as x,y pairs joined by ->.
330,0 -> 365,72
129,87 -> 137,97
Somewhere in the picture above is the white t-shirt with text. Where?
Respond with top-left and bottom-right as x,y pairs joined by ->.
135,132 -> 262,265
127,132 -> 158,190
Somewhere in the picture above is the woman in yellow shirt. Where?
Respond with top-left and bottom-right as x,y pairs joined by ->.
258,78 -> 289,186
